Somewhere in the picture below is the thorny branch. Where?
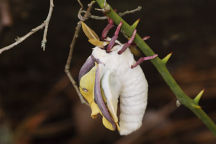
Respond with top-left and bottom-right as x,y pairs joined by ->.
95,0 -> 216,135
64,0 -> 95,104
0,0 -> 54,54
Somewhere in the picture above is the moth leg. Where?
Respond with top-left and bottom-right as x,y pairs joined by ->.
118,29 -> 137,54
142,36 -> 151,41
131,54 -> 158,68
130,35 -> 151,47
106,21 -> 123,53
101,18 -> 114,40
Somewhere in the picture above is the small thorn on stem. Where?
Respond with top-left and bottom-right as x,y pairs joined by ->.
118,29 -> 137,54
131,54 -> 158,68
106,22 -> 122,53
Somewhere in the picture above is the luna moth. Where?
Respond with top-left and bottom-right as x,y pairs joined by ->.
78,20 -> 157,135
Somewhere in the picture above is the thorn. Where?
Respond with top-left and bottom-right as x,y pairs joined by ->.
176,100 -> 181,107
192,104 -> 201,109
131,19 -> 140,30
194,89 -> 205,104
162,52 -> 172,64
15,36 -> 20,41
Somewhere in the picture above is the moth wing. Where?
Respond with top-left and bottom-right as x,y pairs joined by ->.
101,69 -> 121,123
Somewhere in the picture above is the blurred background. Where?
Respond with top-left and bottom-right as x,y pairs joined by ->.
0,0 -> 216,143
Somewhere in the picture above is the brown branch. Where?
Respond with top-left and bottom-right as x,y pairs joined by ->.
0,0 -> 54,54
41,0 -> 54,51
64,0 -> 95,104
119,6 -> 142,16
0,24 -> 44,54
89,6 -> 142,20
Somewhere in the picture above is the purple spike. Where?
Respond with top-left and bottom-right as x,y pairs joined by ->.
118,29 -> 137,54
101,18 -> 114,40
94,64 -> 116,130
106,22 -> 123,53
131,54 -> 158,69
78,55 -> 95,82
130,35 -> 151,46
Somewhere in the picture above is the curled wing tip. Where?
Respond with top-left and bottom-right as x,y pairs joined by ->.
78,55 -> 95,82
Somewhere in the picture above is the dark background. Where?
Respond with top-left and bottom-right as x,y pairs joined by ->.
0,0 -> 216,143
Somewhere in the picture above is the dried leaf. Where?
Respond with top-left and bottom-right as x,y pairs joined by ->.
81,22 -> 99,40
88,39 -> 108,47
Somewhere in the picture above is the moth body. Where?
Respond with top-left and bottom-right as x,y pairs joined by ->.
92,44 -> 148,135
79,21 -> 157,135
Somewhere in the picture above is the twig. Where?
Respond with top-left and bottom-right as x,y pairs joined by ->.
119,6 -> 142,16
0,24 -> 44,54
95,0 -> 216,135
0,0 -> 54,54
64,0 -> 95,104
41,0 -> 54,51
85,6 -> 142,20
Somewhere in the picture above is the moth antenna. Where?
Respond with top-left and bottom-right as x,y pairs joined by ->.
106,22 -> 123,53
101,18 -> 114,40
131,54 -> 158,68
118,29 -> 137,54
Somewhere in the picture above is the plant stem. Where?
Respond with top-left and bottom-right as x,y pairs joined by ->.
95,0 -> 216,135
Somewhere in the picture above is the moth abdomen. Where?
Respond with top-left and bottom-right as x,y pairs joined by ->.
118,65 -> 148,135
119,93 -> 147,135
